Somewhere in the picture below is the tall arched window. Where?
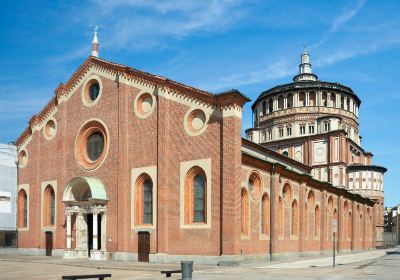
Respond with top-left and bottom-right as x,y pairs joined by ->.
291,200 -> 298,236
184,167 -> 206,224
241,188 -> 249,235
143,180 -> 153,224
278,95 -> 284,110
268,98 -> 273,113
262,100 -> 267,115
43,185 -> 55,226
322,92 -> 328,107
348,211 -> 352,240
303,203 -> 308,238
287,93 -> 293,108
329,94 -> 336,107
193,174 -> 205,223
299,92 -> 306,106
135,174 -> 153,225
309,92 -> 316,106
278,196 -> 283,236
261,193 -> 269,235
315,205 -> 320,237
18,190 -> 27,228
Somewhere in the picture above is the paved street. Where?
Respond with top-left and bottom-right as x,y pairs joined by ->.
0,248 -> 399,279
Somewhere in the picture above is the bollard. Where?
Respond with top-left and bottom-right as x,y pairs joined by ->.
181,261 -> 194,280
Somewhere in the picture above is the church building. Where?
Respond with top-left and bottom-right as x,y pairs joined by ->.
15,32 -> 382,264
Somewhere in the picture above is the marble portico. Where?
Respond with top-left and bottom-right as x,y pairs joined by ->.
62,177 -> 108,260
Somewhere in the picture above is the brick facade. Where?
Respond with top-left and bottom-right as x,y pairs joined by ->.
15,56 -> 377,264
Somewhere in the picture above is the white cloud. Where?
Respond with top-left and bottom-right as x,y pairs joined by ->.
313,0 -> 366,48
90,0 -> 247,50
197,59 -> 294,91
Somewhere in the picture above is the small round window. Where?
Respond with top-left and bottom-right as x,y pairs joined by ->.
86,132 -> 104,161
44,119 -> 57,139
184,109 -> 208,136
89,83 -> 100,101
82,76 -> 102,107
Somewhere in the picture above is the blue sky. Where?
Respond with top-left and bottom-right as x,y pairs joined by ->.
0,0 -> 399,205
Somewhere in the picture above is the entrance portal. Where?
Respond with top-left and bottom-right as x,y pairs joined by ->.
63,177 -> 108,260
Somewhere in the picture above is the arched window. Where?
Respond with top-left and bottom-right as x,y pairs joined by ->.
43,185 -> 55,226
193,174 -> 205,223
321,92 -> 327,107
241,188 -> 249,235
143,180 -> 153,224
315,205 -> 320,237
348,211 -> 352,240
299,92 -> 306,106
291,200 -> 298,236
278,196 -> 283,236
261,193 -> 269,235
333,209 -> 338,240
184,167 -> 206,224
135,174 -> 153,225
278,95 -> 284,110
329,94 -> 336,107
268,98 -> 273,113
287,93 -> 293,108
304,202 -> 309,239
18,190 -> 27,228
262,100 -> 267,115
309,92 -> 316,106
341,95 -> 345,109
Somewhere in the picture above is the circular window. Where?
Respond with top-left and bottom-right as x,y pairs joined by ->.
18,150 -> 28,168
89,83 -> 100,101
75,120 -> 109,170
188,110 -> 206,132
81,76 -> 102,107
134,92 -> 155,118
248,172 -> 261,200
185,109 -> 208,136
44,119 -> 57,140
86,132 -> 104,161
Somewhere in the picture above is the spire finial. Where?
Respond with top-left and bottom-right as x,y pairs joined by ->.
303,43 -> 307,54
293,46 -> 318,82
91,26 -> 99,57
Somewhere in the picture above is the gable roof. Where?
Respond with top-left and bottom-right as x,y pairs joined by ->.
16,56 -> 250,147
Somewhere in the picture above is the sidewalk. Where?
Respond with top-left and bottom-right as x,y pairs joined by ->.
254,248 -> 394,269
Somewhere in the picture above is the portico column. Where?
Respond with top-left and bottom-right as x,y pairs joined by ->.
66,213 -> 72,249
93,211 -> 98,250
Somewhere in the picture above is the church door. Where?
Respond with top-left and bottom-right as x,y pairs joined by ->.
138,232 -> 150,262
45,231 -> 53,256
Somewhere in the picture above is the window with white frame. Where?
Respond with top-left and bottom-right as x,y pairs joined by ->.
299,124 -> 306,135
262,131 -> 267,142
279,128 -> 284,138
268,129 -> 272,140
308,124 -> 315,134
324,121 -> 331,132
286,126 -> 292,136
